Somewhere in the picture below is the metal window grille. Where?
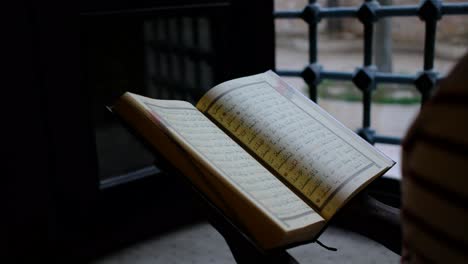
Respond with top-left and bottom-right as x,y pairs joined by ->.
144,16 -> 216,104
274,0 -> 468,145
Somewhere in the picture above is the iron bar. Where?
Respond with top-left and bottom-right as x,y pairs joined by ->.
321,71 -> 353,80
363,23 -> 373,66
308,0 -> 318,102
274,3 -> 468,19
442,3 -> 468,14
375,73 -> 415,84
423,19 -> 437,71
363,89 -> 372,129
362,11 -> 374,130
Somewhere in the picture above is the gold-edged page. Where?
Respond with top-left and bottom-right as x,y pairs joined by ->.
196,71 -> 394,220
128,93 -> 324,231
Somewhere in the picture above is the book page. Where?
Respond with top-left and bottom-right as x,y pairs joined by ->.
197,72 -> 394,219
129,95 -> 323,229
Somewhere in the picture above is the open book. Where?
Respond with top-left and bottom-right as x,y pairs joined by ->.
113,71 -> 394,250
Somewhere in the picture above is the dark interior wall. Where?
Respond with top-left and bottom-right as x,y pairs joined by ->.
81,0 -> 275,83
3,1 -> 53,261
3,0 -> 274,262
3,0 -> 96,262
222,1 -> 275,80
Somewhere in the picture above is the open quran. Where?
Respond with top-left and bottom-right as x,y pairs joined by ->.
113,71 -> 395,249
